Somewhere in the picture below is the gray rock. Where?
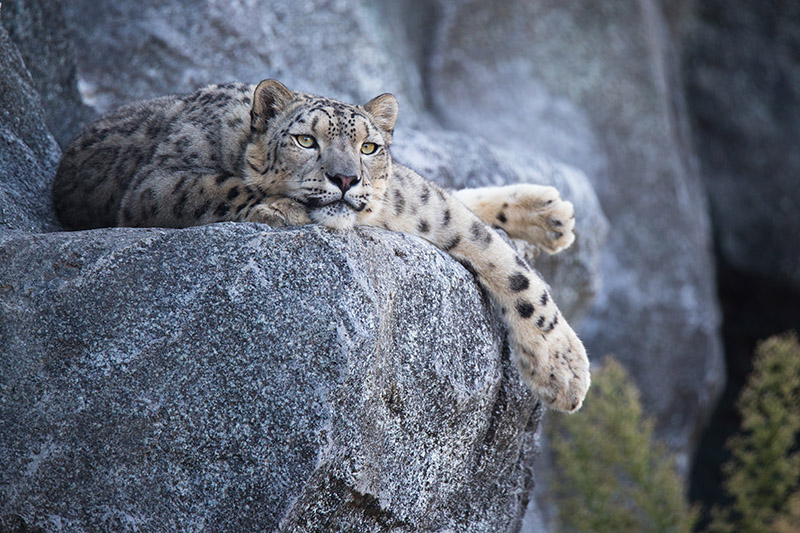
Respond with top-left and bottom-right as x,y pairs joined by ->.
49,0 -> 718,463
1,0 -> 95,147
60,0 -> 429,125
683,0 -> 800,289
659,0 -> 697,34
427,0 -> 724,461
0,224 -> 544,532
0,16 -> 60,233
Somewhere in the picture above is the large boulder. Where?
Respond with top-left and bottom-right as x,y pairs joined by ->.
425,0 -> 724,461
0,224 -> 542,532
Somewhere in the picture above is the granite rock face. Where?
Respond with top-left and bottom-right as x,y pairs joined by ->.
683,0 -> 800,290
0,0 -> 739,530
0,224 -> 542,532
59,0 -> 429,125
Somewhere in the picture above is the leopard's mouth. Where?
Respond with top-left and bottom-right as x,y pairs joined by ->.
303,197 -> 366,213
343,198 -> 367,212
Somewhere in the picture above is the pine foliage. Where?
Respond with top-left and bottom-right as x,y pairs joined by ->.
708,331 -> 800,533
547,357 -> 697,533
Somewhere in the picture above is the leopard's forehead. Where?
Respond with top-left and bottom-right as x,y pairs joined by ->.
296,92 -> 357,110
286,94 -> 381,140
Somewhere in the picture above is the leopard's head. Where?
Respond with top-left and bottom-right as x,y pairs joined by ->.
244,79 -> 398,229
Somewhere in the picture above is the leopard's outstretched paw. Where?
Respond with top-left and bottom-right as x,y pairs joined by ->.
511,309 -> 590,412
499,184 -> 575,254
455,184 -> 576,255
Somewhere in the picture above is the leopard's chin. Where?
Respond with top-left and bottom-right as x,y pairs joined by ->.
309,201 -> 358,230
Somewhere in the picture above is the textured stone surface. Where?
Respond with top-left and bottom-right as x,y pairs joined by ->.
0,16 -> 60,233
426,0 -> 724,460
0,224 -> 542,532
0,2 -> 608,530
60,0 -> 429,125
30,5 -> 720,458
2,0 -> 95,146
660,0 -> 696,33
683,0 -> 800,290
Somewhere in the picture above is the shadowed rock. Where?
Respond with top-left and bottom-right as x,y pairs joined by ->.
0,18 -> 60,233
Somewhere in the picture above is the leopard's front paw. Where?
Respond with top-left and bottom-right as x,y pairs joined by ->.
247,198 -> 311,227
500,185 -> 576,254
513,318 -> 590,412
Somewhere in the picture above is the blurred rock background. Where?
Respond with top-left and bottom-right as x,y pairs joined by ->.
681,0 -> 800,519
1,0 -> 797,530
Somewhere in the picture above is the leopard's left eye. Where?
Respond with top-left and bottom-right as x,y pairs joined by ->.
295,135 -> 317,149
360,142 -> 378,155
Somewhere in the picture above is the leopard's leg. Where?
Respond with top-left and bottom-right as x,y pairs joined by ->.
454,184 -> 575,254
118,169 -> 310,228
365,166 -> 590,412
244,197 -> 312,226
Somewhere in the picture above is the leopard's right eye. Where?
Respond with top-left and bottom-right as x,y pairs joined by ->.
360,142 -> 378,155
294,135 -> 317,149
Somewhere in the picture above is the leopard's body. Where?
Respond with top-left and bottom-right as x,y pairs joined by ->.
53,80 -> 590,411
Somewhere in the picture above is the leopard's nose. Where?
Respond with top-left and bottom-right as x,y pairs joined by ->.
326,173 -> 360,193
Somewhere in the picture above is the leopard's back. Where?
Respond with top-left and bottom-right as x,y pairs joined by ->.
53,83 -> 254,229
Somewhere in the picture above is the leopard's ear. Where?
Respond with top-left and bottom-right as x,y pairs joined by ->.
363,93 -> 398,143
251,79 -> 294,134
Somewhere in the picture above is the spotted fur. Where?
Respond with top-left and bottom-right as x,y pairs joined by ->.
53,80 -> 590,412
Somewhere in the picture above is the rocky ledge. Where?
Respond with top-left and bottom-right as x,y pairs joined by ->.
0,224 -> 544,531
